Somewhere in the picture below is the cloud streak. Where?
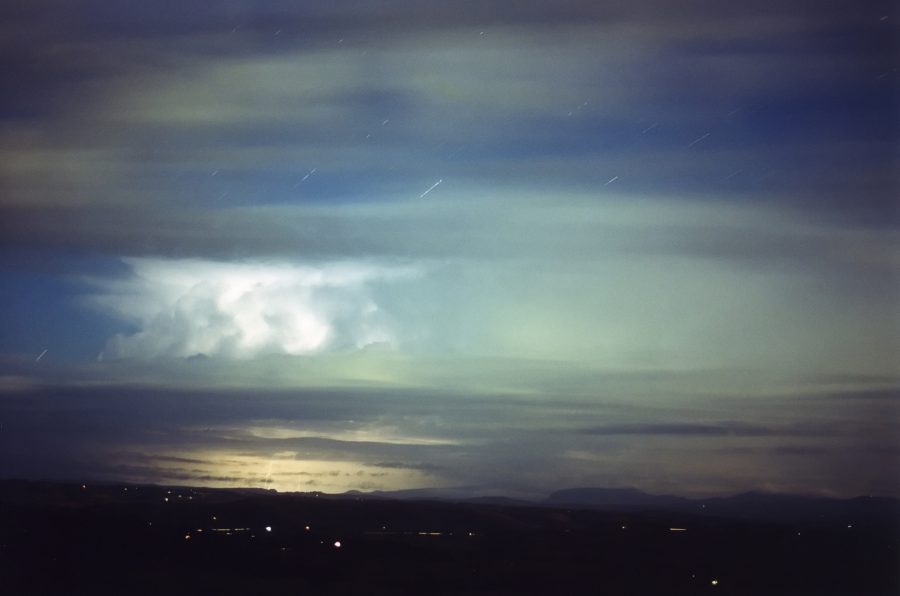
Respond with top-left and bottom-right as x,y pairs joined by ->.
579,422 -> 835,438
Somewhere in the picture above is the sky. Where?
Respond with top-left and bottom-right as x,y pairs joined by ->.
0,0 -> 897,498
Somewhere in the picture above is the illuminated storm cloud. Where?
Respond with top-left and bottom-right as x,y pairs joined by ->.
90,258 -> 421,359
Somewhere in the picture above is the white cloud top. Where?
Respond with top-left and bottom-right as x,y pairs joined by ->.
90,259 -> 420,359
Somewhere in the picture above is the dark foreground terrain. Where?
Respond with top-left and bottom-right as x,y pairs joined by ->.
1,480 -> 897,595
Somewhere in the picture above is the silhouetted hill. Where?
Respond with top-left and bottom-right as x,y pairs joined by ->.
367,487 -> 485,501
362,488 -> 533,508
545,487 -> 687,508
461,496 -> 535,507
542,486 -> 900,524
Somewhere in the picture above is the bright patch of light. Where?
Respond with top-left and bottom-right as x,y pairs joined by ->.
122,450 -> 440,493
711,579 -> 719,586
333,541 -> 342,548
265,526 -> 272,532
90,258 -> 421,359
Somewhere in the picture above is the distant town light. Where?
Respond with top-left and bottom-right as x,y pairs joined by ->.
265,526 -> 272,532
164,497 -> 169,502
711,579 -> 719,586
669,527 -> 687,532
333,541 -> 342,548
304,525 -> 310,531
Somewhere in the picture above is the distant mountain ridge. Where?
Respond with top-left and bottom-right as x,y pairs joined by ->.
358,485 -> 900,524
545,487 -> 687,508
4,478 -> 893,525
546,487 -> 900,523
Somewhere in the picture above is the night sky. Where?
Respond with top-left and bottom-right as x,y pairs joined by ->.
0,1 -> 897,498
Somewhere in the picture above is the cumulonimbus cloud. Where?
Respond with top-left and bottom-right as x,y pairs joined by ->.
88,258 -> 421,359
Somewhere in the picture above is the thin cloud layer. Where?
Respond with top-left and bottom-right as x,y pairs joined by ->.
0,379 -> 896,497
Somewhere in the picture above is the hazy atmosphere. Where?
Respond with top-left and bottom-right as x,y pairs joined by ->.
1,0 -> 897,498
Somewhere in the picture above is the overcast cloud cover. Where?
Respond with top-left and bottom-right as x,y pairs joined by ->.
0,0 -> 897,498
